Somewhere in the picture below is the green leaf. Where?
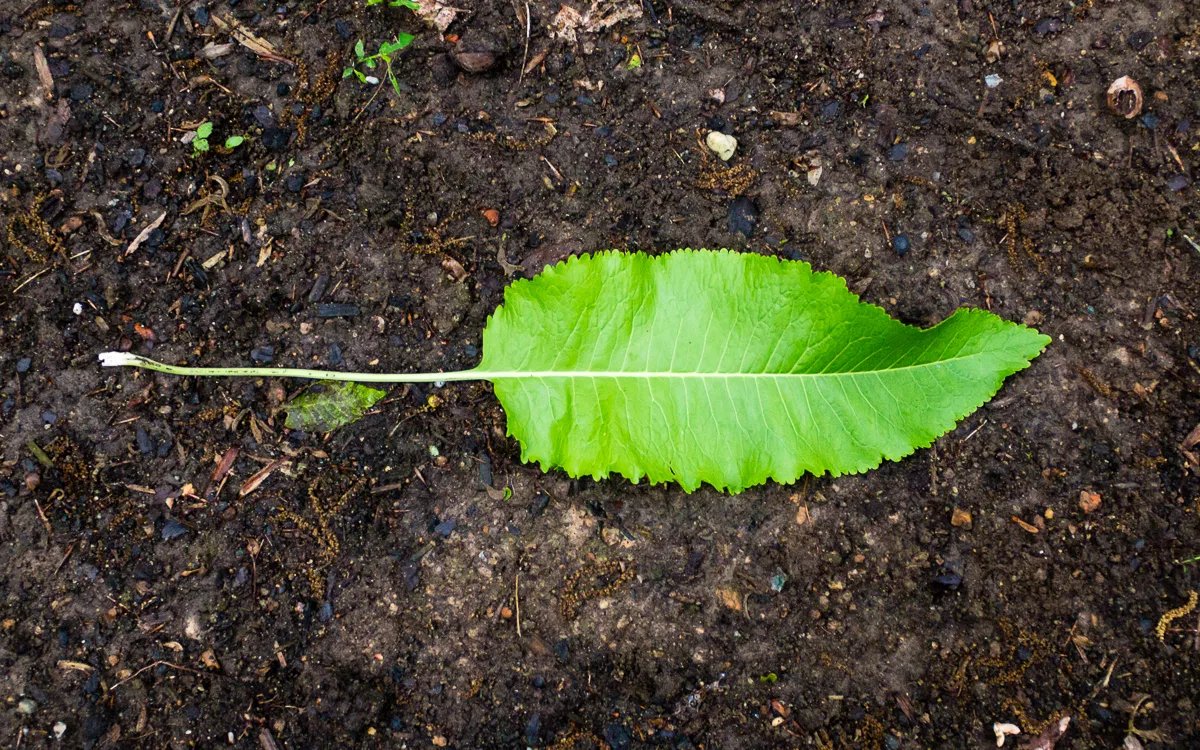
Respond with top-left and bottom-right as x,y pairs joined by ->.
390,0 -> 420,8
343,66 -> 355,78
478,250 -> 1049,492
389,72 -> 402,96
285,381 -> 387,432
379,33 -> 414,56
224,135 -> 245,148
192,138 -> 209,152
196,121 -> 213,139
354,39 -> 366,59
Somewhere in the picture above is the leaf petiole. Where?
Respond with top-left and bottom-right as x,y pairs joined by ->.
99,352 -> 478,384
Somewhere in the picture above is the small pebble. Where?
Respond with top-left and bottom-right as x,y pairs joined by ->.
434,518 -> 457,538
956,217 -> 976,244
1166,174 -> 1190,192
72,302 -> 83,315
984,73 -> 1003,88
16,357 -> 31,373
17,698 -> 37,716
1034,17 -> 1063,36
42,410 -> 57,425
161,519 -> 188,541
1127,30 -> 1154,51
53,721 -> 67,739
705,130 -> 738,161
887,142 -> 909,161
727,196 -> 759,238
892,234 -> 911,256
250,346 -> 274,364
316,303 -> 360,318
261,127 -> 291,151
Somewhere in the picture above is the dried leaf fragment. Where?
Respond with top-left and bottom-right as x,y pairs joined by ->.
1106,76 -> 1143,119
1078,490 -> 1101,514
951,507 -> 973,528
716,587 -> 742,612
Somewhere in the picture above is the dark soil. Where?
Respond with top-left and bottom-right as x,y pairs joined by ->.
2,0 -> 1199,747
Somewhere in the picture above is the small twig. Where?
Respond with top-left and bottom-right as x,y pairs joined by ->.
515,573 -> 522,637
516,1 -> 531,88
111,660 -> 201,691
12,267 -> 51,293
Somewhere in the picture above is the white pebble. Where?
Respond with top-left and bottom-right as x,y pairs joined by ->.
53,722 -> 67,740
705,131 -> 738,161
72,302 -> 83,315
985,73 -> 1003,89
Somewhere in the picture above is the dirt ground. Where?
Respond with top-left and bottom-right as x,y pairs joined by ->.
2,0 -> 1199,747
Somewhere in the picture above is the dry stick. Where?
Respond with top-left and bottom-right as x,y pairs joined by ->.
515,573 -> 522,637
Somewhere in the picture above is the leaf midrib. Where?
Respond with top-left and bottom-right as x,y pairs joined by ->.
480,350 -> 994,379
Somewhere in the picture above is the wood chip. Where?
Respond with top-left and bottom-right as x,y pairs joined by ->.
716,587 -> 742,611
239,458 -> 284,497
33,46 -> 54,99
123,211 -> 167,257
57,660 -> 94,673
950,507 -> 973,528
1078,490 -> 1101,514
1011,516 -> 1040,534
211,14 -> 294,66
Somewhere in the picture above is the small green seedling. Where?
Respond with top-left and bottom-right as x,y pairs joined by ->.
189,122 -> 246,155
366,0 -> 419,7
343,35 -> 414,97
189,121 -> 214,154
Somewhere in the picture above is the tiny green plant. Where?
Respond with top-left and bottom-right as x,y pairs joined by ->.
99,250 -> 1049,493
343,34 -> 414,97
366,0 -> 419,7
189,121 -> 214,154
189,122 -> 246,155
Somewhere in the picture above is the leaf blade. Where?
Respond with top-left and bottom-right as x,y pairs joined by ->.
285,381 -> 387,432
479,250 -> 1048,492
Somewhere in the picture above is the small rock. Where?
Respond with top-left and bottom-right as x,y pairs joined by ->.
434,518 -> 457,537
727,196 -> 758,238
705,130 -> 738,161
452,32 -> 503,73
1034,17 -> 1062,36
950,507 -> 973,528
603,723 -> 632,750
956,217 -> 976,244
892,234 -> 911,256
17,698 -> 37,716
161,519 -> 188,541
1127,30 -> 1154,51
316,303 -> 360,319
42,410 -> 57,425
53,721 -> 66,739
261,127 -> 292,152
16,357 -> 31,373
250,346 -> 274,364
984,73 -> 1003,89
887,142 -> 909,161
1166,174 -> 1190,192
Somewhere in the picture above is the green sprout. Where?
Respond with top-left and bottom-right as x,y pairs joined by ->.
190,121 -> 214,155
343,34 -> 414,97
366,0 -> 419,7
189,122 -> 246,155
